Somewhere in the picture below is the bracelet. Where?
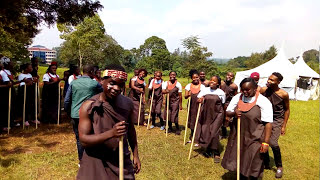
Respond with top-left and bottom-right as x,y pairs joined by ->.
262,142 -> 269,146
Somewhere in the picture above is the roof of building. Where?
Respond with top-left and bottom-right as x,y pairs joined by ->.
28,45 -> 56,52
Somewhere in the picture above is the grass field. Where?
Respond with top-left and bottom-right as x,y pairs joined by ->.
1,66 -> 318,179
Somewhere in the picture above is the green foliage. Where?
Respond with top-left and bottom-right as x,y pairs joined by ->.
181,35 -> 201,50
303,49 -> 319,72
227,56 -> 249,68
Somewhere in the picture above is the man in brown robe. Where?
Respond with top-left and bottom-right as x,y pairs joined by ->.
260,72 -> 290,179
222,78 -> 273,180
220,72 -> 238,138
77,64 -> 141,180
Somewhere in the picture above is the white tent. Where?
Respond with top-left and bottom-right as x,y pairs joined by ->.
293,54 -> 319,101
234,48 -> 298,99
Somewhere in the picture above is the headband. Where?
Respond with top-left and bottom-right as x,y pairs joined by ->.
103,69 -> 128,81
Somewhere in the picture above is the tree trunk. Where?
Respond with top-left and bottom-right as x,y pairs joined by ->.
78,42 -> 82,70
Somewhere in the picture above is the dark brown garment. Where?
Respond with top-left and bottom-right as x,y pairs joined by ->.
195,94 -> 224,150
188,92 -> 200,130
128,80 -> 145,124
221,82 -> 237,105
150,86 -> 163,114
77,94 -> 135,180
17,83 -> 35,121
221,105 -> 265,178
41,82 -> 59,123
163,86 -> 180,123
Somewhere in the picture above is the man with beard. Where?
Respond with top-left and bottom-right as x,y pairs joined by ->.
77,64 -> 141,179
199,71 -> 210,87
260,72 -> 290,179
220,72 -> 238,138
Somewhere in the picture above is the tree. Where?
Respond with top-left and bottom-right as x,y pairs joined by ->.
0,0 -> 102,61
181,35 -> 201,50
303,49 -> 319,72
244,45 -> 277,69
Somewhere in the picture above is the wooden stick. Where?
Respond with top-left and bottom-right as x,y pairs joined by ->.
165,94 -> 169,137
188,103 -> 201,160
119,136 -> 124,180
7,87 -> 11,135
57,82 -> 61,125
237,117 -> 241,180
23,85 -> 26,129
38,83 -> 41,118
137,94 -> 142,127
35,83 -> 38,129
147,88 -> 155,129
183,97 -> 191,145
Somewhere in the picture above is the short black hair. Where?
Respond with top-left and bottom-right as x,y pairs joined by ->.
46,64 -> 57,73
272,72 -> 283,82
189,69 -> 199,78
213,75 -> 221,87
138,68 -> 148,76
20,63 -> 31,71
31,57 -> 38,63
83,65 -> 94,74
105,64 -> 126,72
169,71 -> 177,76
240,78 -> 257,89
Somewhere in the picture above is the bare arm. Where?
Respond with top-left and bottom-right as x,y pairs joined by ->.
281,91 -> 290,135
184,89 -> 190,99
179,92 -> 182,110
130,79 -> 143,93
261,122 -> 272,153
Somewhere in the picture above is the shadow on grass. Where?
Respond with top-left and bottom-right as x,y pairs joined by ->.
0,157 -> 20,167
35,137 -> 60,149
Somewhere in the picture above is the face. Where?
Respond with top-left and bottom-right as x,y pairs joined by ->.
226,72 -> 234,82
252,76 -> 259,84
96,70 -> 101,78
74,67 -> 80,75
209,76 -> 219,90
266,74 -> 279,88
241,82 -> 256,98
138,71 -> 145,79
191,74 -> 200,85
32,59 -> 38,66
134,70 -> 139,76
155,72 -> 162,80
102,77 -> 126,99
169,72 -> 176,81
50,65 -> 57,74
25,65 -> 33,73
199,72 -> 206,80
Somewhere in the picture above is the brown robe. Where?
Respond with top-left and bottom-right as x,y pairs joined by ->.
77,94 -> 135,180
150,84 -> 163,114
196,94 -> 224,150
221,82 -> 237,106
163,86 -> 180,123
221,104 -> 265,178
128,80 -> 145,125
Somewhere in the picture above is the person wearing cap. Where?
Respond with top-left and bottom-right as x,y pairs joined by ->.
77,64 -> 141,179
250,72 -> 261,92
64,65 -> 102,163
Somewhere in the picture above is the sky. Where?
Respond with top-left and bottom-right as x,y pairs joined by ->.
32,0 -> 320,59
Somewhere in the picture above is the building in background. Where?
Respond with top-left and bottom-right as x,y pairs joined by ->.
28,45 -> 56,64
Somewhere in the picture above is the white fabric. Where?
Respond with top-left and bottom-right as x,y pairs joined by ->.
148,79 -> 163,89
18,73 -> 33,86
162,81 -> 182,92
68,75 -> 81,84
226,93 -> 273,123
185,83 -> 206,91
0,69 -> 12,82
197,87 -> 226,103
43,73 -> 59,82
131,77 -> 146,86
234,48 -> 297,99
293,54 -> 319,78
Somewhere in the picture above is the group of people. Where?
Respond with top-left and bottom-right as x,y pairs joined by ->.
0,56 -> 290,179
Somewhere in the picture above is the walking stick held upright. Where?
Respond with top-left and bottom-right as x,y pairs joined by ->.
166,93 -> 169,137
188,103 -> 201,160
183,97 -> 191,145
119,136 -> 124,180
137,93 -> 142,127
7,87 -> 11,135
237,116 -> 241,180
35,83 -> 38,129
23,84 -> 26,129
57,82 -> 61,125
147,88 -> 154,129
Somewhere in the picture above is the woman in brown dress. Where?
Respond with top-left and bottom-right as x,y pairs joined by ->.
221,78 -> 273,180
148,71 -> 164,129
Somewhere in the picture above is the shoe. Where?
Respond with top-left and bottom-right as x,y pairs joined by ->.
25,121 -> 30,126
214,156 -> 220,163
264,164 -> 271,170
160,126 -> 165,130
194,143 -> 199,147
32,120 -> 40,124
143,122 -> 148,126
275,168 -> 283,178
150,125 -> 155,129
15,123 -> 20,127
175,130 -> 181,135
187,140 -> 192,143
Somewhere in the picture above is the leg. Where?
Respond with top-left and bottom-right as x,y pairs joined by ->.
158,113 -> 164,126
175,122 -> 180,135
72,118 -> 84,161
151,113 -> 156,125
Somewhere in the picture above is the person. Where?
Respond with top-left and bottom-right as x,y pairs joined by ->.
220,72 -> 238,138
260,72 -> 290,178
30,57 -> 39,79
199,71 -> 209,87
250,72 -> 261,92
128,69 -> 147,125
62,70 -> 71,98
0,57 -> 19,131
128,69 -> 139,89
221,78 -> 273,180
148,71 -> 164,129
93,66 -> 102,84
196,75 -> 225,163
17,63 -> 38,126
41,63 -> 60,123
77,64 -> 141,179
68,65 -> 81,84
184,70 -> 205,142
147,71 -> 156,101
162,71 -> 183,135
64,65 -> 102,163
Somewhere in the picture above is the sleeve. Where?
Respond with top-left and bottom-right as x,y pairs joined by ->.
258,95 -> 273,123
148,79 -> 154,89
43,74 -> 50,82
162,81 -> 167,89
197,88 -> 206,98
64,85 -> 72,114
200,84 -> 206,90
68,75 -> 73,84
0,71 -> 9,82
18,74 -> 25,86
219,90 -> 226,104
177,82 -> 182,92
185,83 -> 191,91
57,74 -> 60,78
226,94 -> 241,112
131,77 -> 137,81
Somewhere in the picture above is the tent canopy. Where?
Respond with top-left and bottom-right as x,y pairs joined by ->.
293,54 -> 319,79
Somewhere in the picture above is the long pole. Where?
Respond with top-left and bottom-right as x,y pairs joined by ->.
147,88 -> 155,129
183,97 -> 191,145
23,85 -> 26,129
166,94 -> 169,137
137,94 -> 142,127
57,82 -> 61,125
188,103 -> 201,160
119,136 -> 124,180
35,83 -> 38,129
7,87 -> 11,135
237,117 -> 241,180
